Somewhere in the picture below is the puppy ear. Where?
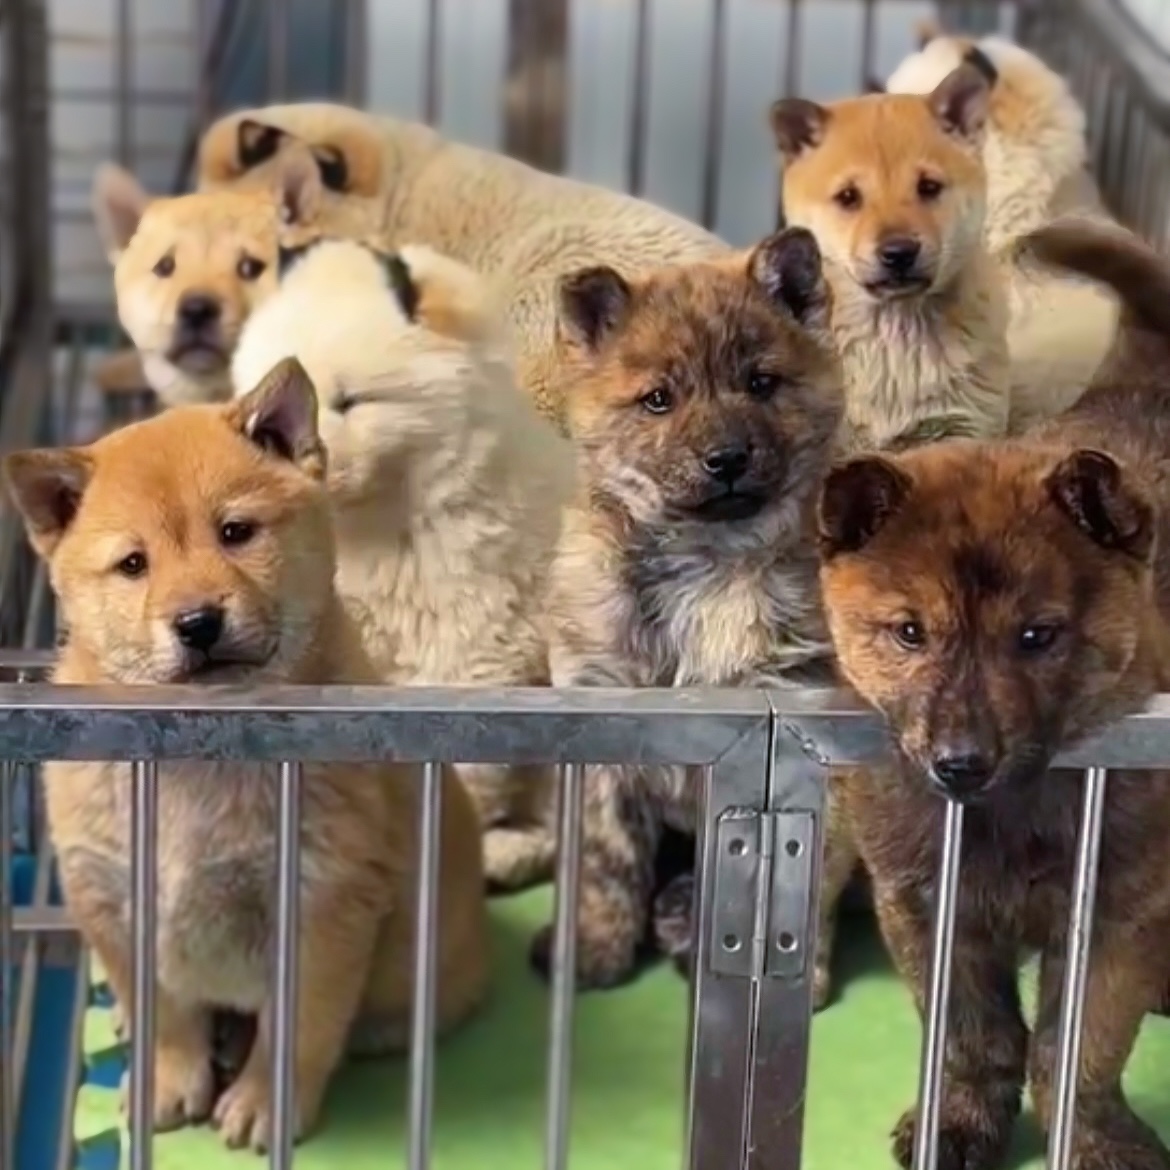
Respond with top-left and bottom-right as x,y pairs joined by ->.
962,45 -> 999,88
818,455 -> 913,558
231,357 -> 325,477
238,118 -> 289,170
559,266 -> 634,351
311,145 -> 349,193
748,227 -> 830,333
915,17 -> 943,49
91,163 -> 152,263
3,447 -> 94,560
1046,448 -> 1153,561
929,62 -> 991,140
274,145 -> 324,227
769,99 -> 830,160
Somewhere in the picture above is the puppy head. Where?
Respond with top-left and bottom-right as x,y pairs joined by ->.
232,237 -> 509,507
94,153 -> 327,406
4,358 -> 336,685
817,441 -> 1155,801
557,227 -> 842,529
771,65 -> 990,299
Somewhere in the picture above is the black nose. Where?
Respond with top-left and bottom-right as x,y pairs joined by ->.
173,606 -> 225,653
177,294 -> 222,330
930,752 -> 995,798
878,237 -> 922,274
701,446 -> 751,484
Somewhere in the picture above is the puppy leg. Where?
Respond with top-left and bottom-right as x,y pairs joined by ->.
876,882 -> 1027,1170
212,888 -> 380,1152
529,763 -> 659,989
815,779 -> 860,1011
1029,933 -> 1170,1170
652,871 -> 695,980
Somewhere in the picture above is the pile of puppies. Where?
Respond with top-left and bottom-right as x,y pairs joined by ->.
7,20 -> 1170,1170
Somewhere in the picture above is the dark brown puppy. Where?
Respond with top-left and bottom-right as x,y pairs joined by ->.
818,218 -> 1170,1170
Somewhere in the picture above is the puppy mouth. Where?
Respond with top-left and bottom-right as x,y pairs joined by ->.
862,274 -> 933,298
687,492 -> 768,523
172,651 -> 272,685
166,339 -> 229,374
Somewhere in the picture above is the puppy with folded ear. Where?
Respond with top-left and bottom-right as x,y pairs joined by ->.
6,358 -> 490,1151
232,236 -> 575,893
91,148 -> 336,408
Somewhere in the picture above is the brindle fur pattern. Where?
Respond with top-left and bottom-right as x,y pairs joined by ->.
531,228 -> 848,990
818,221 -> 1170,1170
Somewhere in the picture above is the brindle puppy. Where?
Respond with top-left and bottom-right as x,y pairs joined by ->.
529,227 -> 851,991
817,218 -> 1170,1170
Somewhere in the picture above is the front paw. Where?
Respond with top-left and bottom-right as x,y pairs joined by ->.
212,1071 -> 290,1153
1070,1106 -> 1170,1170
120,1045 -> 215,1132
528,923 -> 640,991
891,1091 -> 1017,1170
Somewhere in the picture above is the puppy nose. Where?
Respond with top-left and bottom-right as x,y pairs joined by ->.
701,446 -> 751,484
173,605 -> 225,653
177,294 -> 222,330
930,751 -> 995,798
878,237 -> 922,274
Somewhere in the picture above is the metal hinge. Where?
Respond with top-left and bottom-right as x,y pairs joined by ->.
707,807 -> 816,981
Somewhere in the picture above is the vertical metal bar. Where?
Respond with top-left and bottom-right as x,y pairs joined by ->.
270,760 -> 303,1170
12,800 -> 50,1125
627,0 -> 652,197
115,0 -> 133,167
408,761 -> 443,1170
859,0 -> 877,92
700,0 -> 728,231
344,0 -> 369,107
194,0 -> 213,134
1045,767 -> 1107,1170
783,0 -> 802,98
129,760 -> 159,1170
55,946 -> 91,1170
267,0 -> 291,101
544,764 -> 584,1170
423,0 -> 442,126
0,761 -> 13,1170
911,799 -> 965,1170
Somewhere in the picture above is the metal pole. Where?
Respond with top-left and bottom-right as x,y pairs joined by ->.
129,760 -> 159,1170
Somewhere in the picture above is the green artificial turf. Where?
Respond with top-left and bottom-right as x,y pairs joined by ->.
76,892 -> 1170,1169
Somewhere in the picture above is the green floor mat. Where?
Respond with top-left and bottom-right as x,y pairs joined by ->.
76,893 -> 1170,1169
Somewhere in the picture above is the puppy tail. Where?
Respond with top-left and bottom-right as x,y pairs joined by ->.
1018,217 -> 1170,339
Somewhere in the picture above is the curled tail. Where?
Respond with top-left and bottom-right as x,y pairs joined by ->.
1019,217 -> 1170,338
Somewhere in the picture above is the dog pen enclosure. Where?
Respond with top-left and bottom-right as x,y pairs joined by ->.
3,0 -> 1170,1168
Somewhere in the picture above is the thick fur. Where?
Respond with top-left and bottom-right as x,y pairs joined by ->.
529,228 -> 852,994
771,65 -> 1011,453
3,360 -> 489,1151
884,29 -> 1122,431
232,239 -> 574,892
92,148 -> 333,408
196,101 -> 728,433
815,221 -> 1170,1170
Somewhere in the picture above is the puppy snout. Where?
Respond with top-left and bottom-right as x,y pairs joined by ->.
701,445 -> 751,485
172,605 -> 226,653
877,236 -> 922,276
929,745 -> 996,800
177,293 -> 222,332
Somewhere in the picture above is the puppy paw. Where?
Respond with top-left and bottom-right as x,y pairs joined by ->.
1072,1108 -> 1170,1170
119,1047 -> 215,1132
891,1098 -> 1015,1170
528,924 -> 640,991
212,1073 -> 284,1153
812,961 -> 834,1012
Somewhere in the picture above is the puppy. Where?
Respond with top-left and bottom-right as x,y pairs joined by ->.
816,219 -> 1170,1170
232,238 -> 575,893
771,63 -> 1011,452
91,147 -> 334,407
6,359 -> 489,1150
884,26 -> 1121,429
530,227 -> 854,996
195,101 -> 729,432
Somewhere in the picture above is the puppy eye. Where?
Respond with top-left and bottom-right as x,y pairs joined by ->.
834,184 -> 862,211
220,521 -> 257,547
890,620 -> 926,651
237,255 -> 267,281
747,370 -> 781,400
1018,621 -> 1064,654
640,387 -> 674,415
116,552 -> 148,579
917,176 -> 945,201
153,255 -> 175,278
334,394 -> 356,415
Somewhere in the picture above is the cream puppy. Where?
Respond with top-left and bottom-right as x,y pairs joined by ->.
231,238 -> 575,891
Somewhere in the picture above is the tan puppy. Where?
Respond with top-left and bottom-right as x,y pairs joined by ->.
195,101 -> 729,432
884,26 -> 1121,430
5,359 -> 489,1150
232,238 -> 574,892
91,148 -> 334,407
771,63 -> 1011,452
